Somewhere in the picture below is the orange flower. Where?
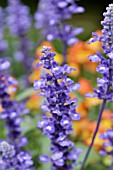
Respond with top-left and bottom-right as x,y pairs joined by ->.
84,97 -> 102,108
67,41 -> 94,64
26,93 -> 41,110
78,78 -> 93,95
73,117 -> 91,138
86,30 -> 103,53
84,109 -> 113,150
73,109 -> 113,150
84,62 -> 99,73
102,109 -> 112,119
85,133 -> 104,150
54,52 -> 63,65
76,102 -> 87,118
29,66 -> 42,83
0,105 -> 3,112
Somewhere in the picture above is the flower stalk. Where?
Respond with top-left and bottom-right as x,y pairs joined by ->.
34,46 -> 82,170
81,3 -> 113,169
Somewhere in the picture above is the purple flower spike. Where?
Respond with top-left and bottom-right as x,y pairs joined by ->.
7,0 -> 31,36
7,0 -> 33,74
0,59 -> 34,169
35,0 -> 84,46
87,4 -> 113,102
80,4 -> 113,170
0,7 -> 8,53
34,46 -> 82,170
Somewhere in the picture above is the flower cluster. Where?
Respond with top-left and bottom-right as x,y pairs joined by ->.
0,59 -> 29,148
0,141 -> 33,170
0,59 -> 34,169
99,127 -> 113,162
0,7 -> 8,53
7,0 -> 31,36
6,0 -> 32,72
86,4 -> 113,102
35,0 -> 84,45
34,46 -> 82,169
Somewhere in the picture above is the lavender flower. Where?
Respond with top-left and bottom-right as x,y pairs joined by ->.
99,128 -> 113,157
0,59 -> 29,149
35,0 -> 84,46
34,46 -> 82,170
7,0 -> 31,36
87,4 -> 113,102
6,0 -> 32,73
0,59 -> 34,169
0,7 -> 8,53
80,4 -> 113,170
0,141 -> 33,170
99,128 -> 113,170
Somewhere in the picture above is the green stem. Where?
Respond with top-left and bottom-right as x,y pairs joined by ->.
80,99 -> 107,170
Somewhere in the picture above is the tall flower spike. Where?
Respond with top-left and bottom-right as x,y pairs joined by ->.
0,7 -> 8,53
0,59 -> 34,169
0,59 -> 30,149
6,0 -> 33,74
87,4 -> 113,101
34,46 -> 82,170
35,0 -> 84,46
81,4 -> 113,170
7,0 -> 31,36
0,71 -> 27,149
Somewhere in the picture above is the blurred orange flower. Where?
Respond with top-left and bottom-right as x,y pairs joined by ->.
86,30 -> 103,53
73,109 -> 113,150
26,93 -> 41,110
67,41 -> 94,64
84,97 -> 102,108
76,102 -> 87,118
78,78 -> 93,95
0,105 -> 3,112
29,60 -> 42,83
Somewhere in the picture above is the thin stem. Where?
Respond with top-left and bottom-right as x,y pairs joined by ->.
80,99 -> 107,170
20,35 -> 30,72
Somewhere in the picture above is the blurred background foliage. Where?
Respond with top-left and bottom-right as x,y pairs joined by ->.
0,0 -> 113,40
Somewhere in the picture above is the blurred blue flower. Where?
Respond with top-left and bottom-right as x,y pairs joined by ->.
0,7 -> 8,53
35,0 -> 84,46
7,0 -> 31,36
6,0 -> 33,73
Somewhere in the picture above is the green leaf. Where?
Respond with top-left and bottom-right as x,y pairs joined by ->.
15,87 -> 34,101
75,143 -> 101,170
21,115 -> 38,135
39,136 -> 51,170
